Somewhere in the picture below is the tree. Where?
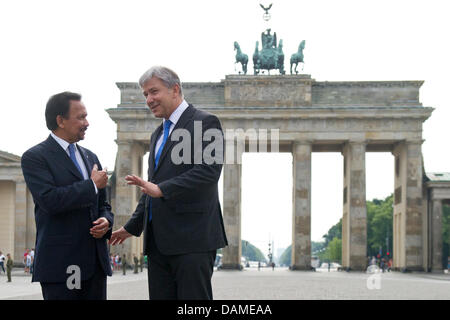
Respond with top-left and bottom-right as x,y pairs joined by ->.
366,195 -> 393,257
279,245 -> 291,266
326,237 -> 342,263
322,219 -> 342,246
241,240 -> 266,262
280,194 -> 402,266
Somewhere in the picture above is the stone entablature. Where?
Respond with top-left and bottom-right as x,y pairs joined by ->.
115,75 -> 424,109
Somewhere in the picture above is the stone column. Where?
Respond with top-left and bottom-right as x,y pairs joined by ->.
405,141 -> 424,271
430,199 -> 443,272
393,141 -> 424,271
342,142 -> 367,271
291,141 -> 311,270
392,144 -> 405,270
221,148 -> 242,270
113,140 -> 145,261
14,180 -> 27,264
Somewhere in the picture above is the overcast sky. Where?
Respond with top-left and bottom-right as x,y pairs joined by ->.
1,0 -> 449,256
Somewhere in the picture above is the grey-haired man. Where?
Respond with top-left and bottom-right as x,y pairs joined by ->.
110,66 -> 228,300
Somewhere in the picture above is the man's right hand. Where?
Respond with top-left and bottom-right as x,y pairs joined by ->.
91,164 -> 108,189
109,227 -> 132,245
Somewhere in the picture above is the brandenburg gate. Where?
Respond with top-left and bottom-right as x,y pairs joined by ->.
106,74 -> 440,272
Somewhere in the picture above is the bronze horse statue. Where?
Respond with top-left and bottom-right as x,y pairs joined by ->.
234,41 -> 248,75
290,40 -> 306,74
253,41 -> 261,73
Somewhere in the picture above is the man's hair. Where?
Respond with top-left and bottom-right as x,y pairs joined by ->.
45,91 -> 82,131
139,66 -> 183,98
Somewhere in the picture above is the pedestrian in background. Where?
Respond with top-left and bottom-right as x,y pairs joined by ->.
133,254 -> 138,274
139,253 -> 144,272
122,254 -> 127,276
6,254 -> 13,282
26,251 -> 32,275
29,249 -> 35,274
0,251 -> 5,274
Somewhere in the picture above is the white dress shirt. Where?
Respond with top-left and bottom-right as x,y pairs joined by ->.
50,132 -> 97,193
154,100 -> 189,156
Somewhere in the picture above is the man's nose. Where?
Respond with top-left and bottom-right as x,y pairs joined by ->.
146,95 -> 154,105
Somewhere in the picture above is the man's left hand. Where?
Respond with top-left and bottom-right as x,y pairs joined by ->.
90,217 -> 110,239
125,175 -> 163,198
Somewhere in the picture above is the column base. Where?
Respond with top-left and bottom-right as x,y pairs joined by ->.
219,264 -> 243,270
392,267 -> 425,273
342,266 -> 366,272
290,265 -> 314,271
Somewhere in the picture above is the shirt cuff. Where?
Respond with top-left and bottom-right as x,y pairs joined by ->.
91,179 -> 98,194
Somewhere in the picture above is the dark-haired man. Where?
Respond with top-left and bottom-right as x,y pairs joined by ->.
21,92 -> 114,300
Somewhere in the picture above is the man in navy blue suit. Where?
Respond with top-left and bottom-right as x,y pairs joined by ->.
110,66 -> 227,300
21,92 -> 114,300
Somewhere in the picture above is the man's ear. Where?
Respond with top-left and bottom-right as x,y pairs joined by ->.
172,84 -> 181,97
56,115 -> 65,129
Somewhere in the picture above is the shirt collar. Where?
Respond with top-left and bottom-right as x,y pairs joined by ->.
50,132 -> 72,152
164,100 -> 189,127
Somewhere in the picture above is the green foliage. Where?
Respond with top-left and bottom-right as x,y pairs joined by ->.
278,241 -> 326,266
366,195 -> 393,257
322,219 -> 342,246
312,241 -> 326,254
327,238 -> 342,263
315,237 -> 341,263
279,245 -> 291,266
318,194 -> 393,262
242,240 -> 266,262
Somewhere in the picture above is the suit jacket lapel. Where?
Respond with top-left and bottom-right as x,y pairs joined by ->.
78,145 -> 99,222
148,124 -> 163,180
77,145 -> 93,176
46,135 -> 84,180
153,105 -> 195,175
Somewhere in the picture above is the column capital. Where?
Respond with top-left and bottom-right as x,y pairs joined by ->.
341,140 -> 367,156
347,140 -> 367,146
115,139 -> 134,146
405,139 -> 425,146
293,140 -> 313,146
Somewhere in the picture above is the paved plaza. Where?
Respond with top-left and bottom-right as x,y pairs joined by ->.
1,267 -> 449,300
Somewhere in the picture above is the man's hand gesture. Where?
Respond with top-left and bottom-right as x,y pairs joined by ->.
125,175 -> 163,198
91,164 -> 108,189
109,227 -> 132,245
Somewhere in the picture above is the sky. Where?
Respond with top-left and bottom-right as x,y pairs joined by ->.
1,0 -> 449,257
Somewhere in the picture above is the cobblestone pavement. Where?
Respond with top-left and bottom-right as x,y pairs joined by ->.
1,267 -> 449,300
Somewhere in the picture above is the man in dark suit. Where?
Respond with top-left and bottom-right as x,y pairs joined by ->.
21,92 -> 114,300
110,66 -> 228,300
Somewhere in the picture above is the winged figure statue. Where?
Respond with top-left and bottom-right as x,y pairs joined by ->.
259,3 -> 272,14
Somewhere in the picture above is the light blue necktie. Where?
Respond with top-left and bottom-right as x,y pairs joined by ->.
68,144 -> 83,177
149,120 -> 172,223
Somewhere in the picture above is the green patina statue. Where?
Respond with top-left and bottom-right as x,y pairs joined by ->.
233,3 -> 305,76
252,28 -> 285,75
234,41 -> 248,75
290,40 -> 306,74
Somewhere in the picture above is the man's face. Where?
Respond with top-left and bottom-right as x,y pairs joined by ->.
142,76 -> 179,119
58,100 -> 89,143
